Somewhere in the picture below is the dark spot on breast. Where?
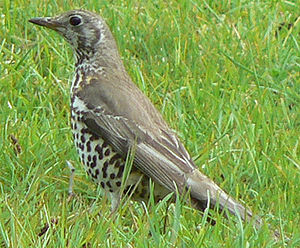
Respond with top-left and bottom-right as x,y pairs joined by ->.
106,181 -> 112,188
87,155 -> 91,162
117,165 -> 124,178
102,161 -> 108,178
95,144 -> 102,153
100,182 -> 105,188
103,161 -> 108,170
81,128 -> 88,134
109,154 -> 122,165
79,143 -> 84,151
102,142 -> 108,148
116,181 -> 121,187
90,161 -> 96,168
86,141 -> 91,152
114,160 -> 120,168
81,135 -> 86,143
92,168 -> 100,179
104,149 -> 110,156
95,144 -> 103,159
90,134 -> 99,141
110,173 -> 115,179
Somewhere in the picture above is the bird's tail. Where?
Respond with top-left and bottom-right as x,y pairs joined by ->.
187,169 -> 284,240
186,169 -> 262,229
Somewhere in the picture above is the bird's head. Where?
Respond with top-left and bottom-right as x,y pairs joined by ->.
29,10 -> 117,64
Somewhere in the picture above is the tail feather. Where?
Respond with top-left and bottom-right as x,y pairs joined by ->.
187,170 -> 262,228
186,170 -> 285,240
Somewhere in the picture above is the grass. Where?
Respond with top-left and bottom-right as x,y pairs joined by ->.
0,0 -> 299,247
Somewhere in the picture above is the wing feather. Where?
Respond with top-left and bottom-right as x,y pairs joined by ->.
83,110 -> 195,193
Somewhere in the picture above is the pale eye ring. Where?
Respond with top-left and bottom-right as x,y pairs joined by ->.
69,16 -> 82,26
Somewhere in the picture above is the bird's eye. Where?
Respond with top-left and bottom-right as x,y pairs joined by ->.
69,16 -> 82,26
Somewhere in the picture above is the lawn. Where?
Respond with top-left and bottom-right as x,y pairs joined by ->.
0,0 -> 299,247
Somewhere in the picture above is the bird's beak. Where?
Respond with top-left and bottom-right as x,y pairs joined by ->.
29,17 -> 62,31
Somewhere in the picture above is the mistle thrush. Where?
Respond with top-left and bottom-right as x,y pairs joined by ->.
29,10 -> 261,226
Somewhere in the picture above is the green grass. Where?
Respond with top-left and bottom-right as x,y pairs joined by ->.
1,0 -> 299,247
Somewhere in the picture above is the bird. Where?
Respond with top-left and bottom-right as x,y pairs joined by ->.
29,10 -> 262,228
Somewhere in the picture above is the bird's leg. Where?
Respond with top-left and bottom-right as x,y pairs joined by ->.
110,191 -> 121,214
66,160 -> 76,200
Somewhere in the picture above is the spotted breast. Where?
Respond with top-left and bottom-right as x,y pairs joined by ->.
70,90 -> 170,211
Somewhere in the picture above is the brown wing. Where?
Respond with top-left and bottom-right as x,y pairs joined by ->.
83,108 -> 196,194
